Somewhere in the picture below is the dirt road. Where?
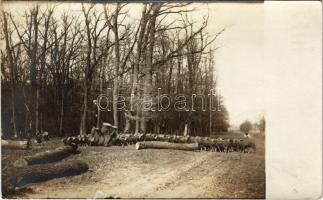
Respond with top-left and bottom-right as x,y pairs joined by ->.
2,135 -> 265,198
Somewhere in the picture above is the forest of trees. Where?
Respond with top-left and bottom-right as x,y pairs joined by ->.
1,3 -> 229,138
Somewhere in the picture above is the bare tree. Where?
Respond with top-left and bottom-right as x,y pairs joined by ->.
1,10 -> 18,137
105,3 -> 138,132
80,4 -> 110,135
9,6 -> 42,135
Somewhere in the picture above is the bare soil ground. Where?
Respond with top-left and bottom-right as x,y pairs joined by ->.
2,133 -> 265,199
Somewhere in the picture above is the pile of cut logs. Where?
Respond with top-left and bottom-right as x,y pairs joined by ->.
63,123 -> 117,147
63,131 -> 256,153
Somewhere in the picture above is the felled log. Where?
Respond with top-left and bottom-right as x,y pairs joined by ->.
4,160 -> 89,187
136,141 -> 199,151
2,139 -> 30,150
14,146 -> 77,167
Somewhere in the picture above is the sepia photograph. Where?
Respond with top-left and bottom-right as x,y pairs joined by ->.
1,1 -> 273,199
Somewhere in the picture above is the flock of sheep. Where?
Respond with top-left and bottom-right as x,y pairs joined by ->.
63,132 -> 256,153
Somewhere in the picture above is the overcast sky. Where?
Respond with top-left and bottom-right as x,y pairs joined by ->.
206,3 -> 265,125
3,2 -> 265,126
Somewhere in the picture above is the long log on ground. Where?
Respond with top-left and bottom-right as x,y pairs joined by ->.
136,141 -> 199,151
3,160 -> 89,187
2,139 -> 30,150
14,146 -> 77,167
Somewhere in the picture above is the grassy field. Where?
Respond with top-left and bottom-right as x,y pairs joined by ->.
2,132 -> 265,199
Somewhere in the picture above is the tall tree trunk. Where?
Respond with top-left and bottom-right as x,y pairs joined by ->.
125,4 -> 148,134
80,82 -> 88,136
10,75 -> 17,138
113,79 -> 119,130
208,51 -> 214,136
141,4 -> 160,132
35,85 -> 39,134
40,112 -> 43,133
59,90 -> 64,136
80,6 -> 92,136
112,4 -> 121,132
37,9 -> 51,136
31,7 -> 39,134
22,86 -> 30,134
124,111 -> 130,133
135,119 -> 140,134
24,108 -> 29,134
167,62 -> 173,93
2,11 -> 18,138
97,61 -> 103,128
